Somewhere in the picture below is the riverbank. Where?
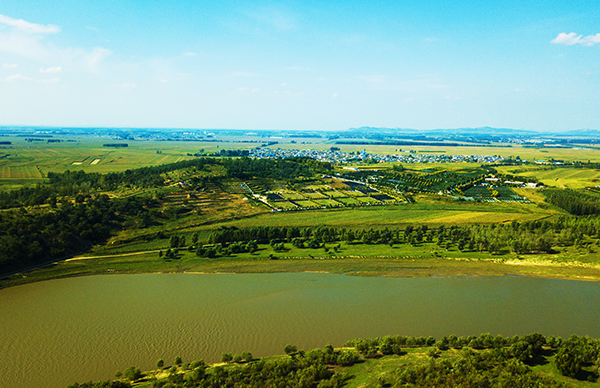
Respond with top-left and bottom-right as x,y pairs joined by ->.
3,248 -> 600,290
72,334 -> 595,388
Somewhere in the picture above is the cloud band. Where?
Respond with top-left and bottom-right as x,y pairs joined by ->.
551,32 -> 600,46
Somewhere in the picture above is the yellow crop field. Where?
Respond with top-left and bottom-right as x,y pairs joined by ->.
497,165 -> 600,189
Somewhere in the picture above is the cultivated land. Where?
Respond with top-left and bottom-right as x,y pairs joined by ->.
2,128 -> 600,289
5,128 -> 600,387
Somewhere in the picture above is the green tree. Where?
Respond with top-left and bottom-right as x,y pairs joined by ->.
124,366 -> 142,381
175,356 -> 182,365
284,344 -> 298,355
157,359 -> 164,369
556,347 -> 584,378
241,351 -> 253,362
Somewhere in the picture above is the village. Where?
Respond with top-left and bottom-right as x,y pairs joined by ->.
249,147 -> 507,165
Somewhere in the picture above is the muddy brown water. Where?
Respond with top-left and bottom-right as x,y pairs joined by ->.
1,273 -> 600,388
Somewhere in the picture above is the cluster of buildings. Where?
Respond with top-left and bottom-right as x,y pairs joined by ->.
248,147 -> 506,165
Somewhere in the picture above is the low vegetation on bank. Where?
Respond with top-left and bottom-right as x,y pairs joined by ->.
67,332 -> 600,388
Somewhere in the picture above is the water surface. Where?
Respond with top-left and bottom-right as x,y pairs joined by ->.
1,273 -> 599,388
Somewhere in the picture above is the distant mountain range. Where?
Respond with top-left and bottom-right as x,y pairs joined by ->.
2,125 -> 600,141
348,126 -> 600,138
348,126 -> 600,137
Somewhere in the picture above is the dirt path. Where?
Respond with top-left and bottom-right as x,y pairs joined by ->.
66,250 -> 161,261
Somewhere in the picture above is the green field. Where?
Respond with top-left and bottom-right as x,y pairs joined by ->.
303,191 -> 328,199
293,200 -> 321,208
356,196 -> 381,204
273,201 -> 298,210
0,135 -> 202,184
326,189 -> 348,198
313,198 -> 342,207
335,197 -> 362,206
280,191 -> 306,200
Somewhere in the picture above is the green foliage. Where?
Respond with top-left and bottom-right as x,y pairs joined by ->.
544,188 -> 600,215
201,216 -> 600,260
123,366 -> 142,382
67,381 -> 131,388
69,333 -> 600,388
0,194 -> 158,274
241,351 -> 253,362
284,344 -> 298,355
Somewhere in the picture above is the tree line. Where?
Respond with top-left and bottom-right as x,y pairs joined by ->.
204,216 -> 600,256
67,332 -> 600,388
544,188 -> 600,216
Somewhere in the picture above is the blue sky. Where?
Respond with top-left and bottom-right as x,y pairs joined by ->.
0,1 -> 599,131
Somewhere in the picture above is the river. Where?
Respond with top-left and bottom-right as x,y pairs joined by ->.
1,273 -> 599,387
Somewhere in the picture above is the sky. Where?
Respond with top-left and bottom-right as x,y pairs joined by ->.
0,1 -> 599,132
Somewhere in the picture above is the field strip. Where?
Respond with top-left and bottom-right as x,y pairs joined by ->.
66,249 -> 161,261
505,258 -> 600,269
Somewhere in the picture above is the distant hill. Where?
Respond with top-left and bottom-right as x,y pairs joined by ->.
554,129 -> 600,137
348,126 -> 540,136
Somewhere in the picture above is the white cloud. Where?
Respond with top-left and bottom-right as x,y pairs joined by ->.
183,52 -> 197,57
119,83 -> 136,88
332,92 -> 339,98
39,66 -> 62,73
4,73 -> 33,82
3,63 -> 17,69
551,32 -> 600,46
160,79 -> 168,83
280,82 -> 287,86
581,34 -> 600,46
0,14 -> 60,34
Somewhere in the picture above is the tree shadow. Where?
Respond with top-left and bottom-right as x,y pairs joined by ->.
527,353 -> 549,367
575,366 -> 598,383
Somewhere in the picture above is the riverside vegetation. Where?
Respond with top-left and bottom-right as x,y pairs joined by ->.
68,332 -> 600,387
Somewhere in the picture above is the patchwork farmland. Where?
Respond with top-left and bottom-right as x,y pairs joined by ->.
244,178 -> 406,211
